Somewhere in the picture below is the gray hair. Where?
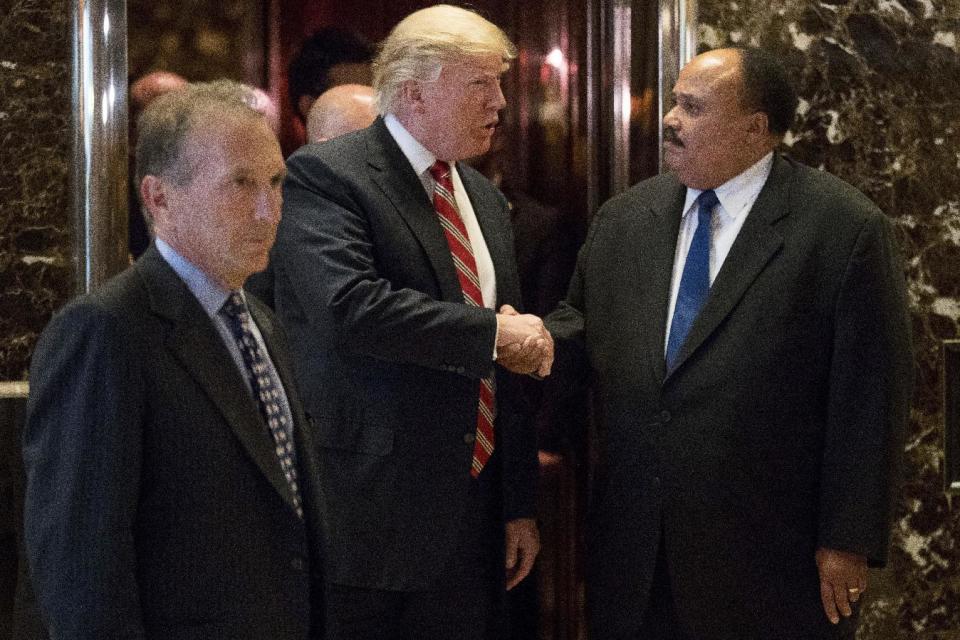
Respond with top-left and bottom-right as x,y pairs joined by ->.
372,5 -> 517,115
135,79 -> 265,192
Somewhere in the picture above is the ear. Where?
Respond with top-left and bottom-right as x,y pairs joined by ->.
400,79 -> 425,111
139,175 -> 170,227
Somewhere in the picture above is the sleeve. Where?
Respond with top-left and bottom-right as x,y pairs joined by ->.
544,208 -> 602,391
817,213 -> 914,567
497,371 -> 539,522
273,151 -> 498,380
22,301 -> 146,639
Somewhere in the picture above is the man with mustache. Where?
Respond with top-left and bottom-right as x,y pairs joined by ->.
268,5 -> 547,638
22,80 -> 325,639
546,47 -> 912,638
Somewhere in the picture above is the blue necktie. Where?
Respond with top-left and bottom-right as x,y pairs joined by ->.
666,189 -> 718,371
221,291 -> 303,519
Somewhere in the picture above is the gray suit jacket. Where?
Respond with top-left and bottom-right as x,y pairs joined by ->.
271,118 -> 537,590
546,154 -> 913,639
22,246 -> 325,639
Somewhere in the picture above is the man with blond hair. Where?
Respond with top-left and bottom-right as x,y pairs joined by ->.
268,5 -> 547,638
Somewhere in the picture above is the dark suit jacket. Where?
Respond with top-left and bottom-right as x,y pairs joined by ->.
22,246 -> 325,639
546,154 -> 913,639
270,117 -> 537,591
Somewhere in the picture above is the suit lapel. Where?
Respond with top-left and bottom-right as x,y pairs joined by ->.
365,118 -> 464,302
664,155 -> 793,378
137,248 -> 301,514
642,183 -> 687,383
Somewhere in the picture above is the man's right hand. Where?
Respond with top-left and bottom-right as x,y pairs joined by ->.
495,305 -> 553,376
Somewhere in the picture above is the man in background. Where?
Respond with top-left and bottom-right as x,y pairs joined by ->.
288,27 -> 374,129
306,84 -> 377,143
23,80 -> 325,639
270,5 -> 549,638
546,47 -> 912,639
245,83 -> 376,305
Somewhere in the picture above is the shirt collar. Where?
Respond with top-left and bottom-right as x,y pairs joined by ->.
681,151 -> 775,221
155,237 -> 235,318
383,113 -> 437,178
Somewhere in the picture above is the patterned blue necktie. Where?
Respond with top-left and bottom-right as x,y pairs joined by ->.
666,189 -> 719,371
221,291 -> 303,519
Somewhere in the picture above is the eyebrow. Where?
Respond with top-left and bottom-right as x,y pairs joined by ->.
673,90 -> 704,104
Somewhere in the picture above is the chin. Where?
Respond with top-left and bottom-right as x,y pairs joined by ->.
251,256 -> 270,274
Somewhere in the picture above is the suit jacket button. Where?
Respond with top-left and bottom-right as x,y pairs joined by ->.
456,366 -> 465,374
464,433 -> 476,444
660,410 -> 671,422
290,557 -> 305,572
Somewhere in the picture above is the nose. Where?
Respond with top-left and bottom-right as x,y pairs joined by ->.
491,80 -> 506,111
255,186 -> 282,224
663,105 -> 680,130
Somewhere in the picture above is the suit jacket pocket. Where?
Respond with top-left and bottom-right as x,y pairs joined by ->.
314,417 -> 394,456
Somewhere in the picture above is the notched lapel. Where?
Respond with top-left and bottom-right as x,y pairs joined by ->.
167,317 -> 302,515
365,120 -> 464,302
138,249 -> 302,514
665,157 -> 793,378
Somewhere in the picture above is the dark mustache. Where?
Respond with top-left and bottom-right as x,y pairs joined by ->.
663,127 -> 684,146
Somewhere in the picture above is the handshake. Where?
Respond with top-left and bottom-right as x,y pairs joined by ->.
495,305 -> 554,377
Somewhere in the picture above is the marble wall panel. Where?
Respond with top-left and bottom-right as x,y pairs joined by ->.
0,0 -> 72,381
698,0 -> 960,636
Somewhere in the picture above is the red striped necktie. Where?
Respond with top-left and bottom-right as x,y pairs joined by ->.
429,160 -> 496,478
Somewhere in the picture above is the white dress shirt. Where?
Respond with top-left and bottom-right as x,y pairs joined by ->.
664,152 -> 775,353
383,113 -> 497,310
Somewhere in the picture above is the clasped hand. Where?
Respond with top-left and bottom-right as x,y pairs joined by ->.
495,305 -> 553,377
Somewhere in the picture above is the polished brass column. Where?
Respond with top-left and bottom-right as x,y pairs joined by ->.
72,0 -> 129,293
600,0 -> 697,199
658,0 -> 697,170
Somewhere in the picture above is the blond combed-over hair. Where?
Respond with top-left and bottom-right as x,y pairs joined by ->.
373,4 -> 517,115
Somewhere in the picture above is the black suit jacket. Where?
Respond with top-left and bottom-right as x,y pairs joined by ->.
546,155 -> 913,639
22,246 -> 325,639
270,117 -> 537,590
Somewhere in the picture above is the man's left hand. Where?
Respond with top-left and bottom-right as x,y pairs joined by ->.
504,517 -> 540,590
815,547 -> 867,624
